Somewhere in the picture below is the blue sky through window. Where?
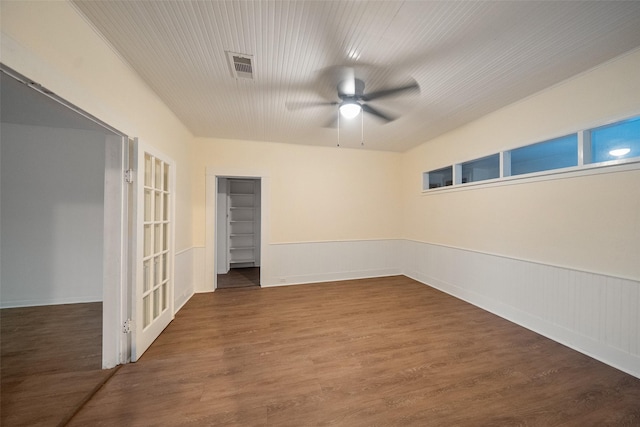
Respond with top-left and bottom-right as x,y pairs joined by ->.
590,117 -> 640,163
511,134 -> 578,176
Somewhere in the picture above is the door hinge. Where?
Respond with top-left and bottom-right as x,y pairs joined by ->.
124,169 -> 134,184
122,319 -> 132,334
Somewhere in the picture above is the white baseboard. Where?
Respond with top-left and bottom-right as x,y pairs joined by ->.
0,295 -> 102,309
261,268 -> 402,287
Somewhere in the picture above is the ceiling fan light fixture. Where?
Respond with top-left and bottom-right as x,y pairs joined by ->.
339,101 -> 361,119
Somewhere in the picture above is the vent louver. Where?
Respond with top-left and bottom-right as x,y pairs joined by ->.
226,52 -> 254,79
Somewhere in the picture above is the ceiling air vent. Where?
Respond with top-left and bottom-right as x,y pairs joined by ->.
226,52 -> 254,79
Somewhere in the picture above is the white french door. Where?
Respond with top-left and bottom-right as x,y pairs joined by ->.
131,142 -> 175,361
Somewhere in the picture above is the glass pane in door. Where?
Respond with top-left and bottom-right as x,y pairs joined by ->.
144,190 -> 152,222
163,164 -> 169,191
162,283 -> 167,311
144,154 -> 152,187
143,259 -> 151,293
134,146 -> 174,361
155,159 -> 162,189
143,295 -> 151,328
154,225 -> 162,253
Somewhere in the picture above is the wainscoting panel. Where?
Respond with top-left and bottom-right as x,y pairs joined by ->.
192,247 -> 206,294
174,248 -> 196,312
263,239 -> 402,287
401,240 -> 640,378
179,238 -> 639,378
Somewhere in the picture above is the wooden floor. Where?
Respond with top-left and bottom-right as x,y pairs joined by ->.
66,276 -> 640,426
1,302 -> 113,427
217,267 -> 260,289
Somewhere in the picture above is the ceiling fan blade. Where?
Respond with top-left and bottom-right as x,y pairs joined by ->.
361,81 -> 420,102
285,100 -> 337,111
362,104 -> 396,122
323,112 -> 339,128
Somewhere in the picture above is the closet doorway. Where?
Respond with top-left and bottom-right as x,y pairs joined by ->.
216,177 -> 261,289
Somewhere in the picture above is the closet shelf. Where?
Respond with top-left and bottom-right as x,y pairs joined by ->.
226,179 -> 258,267
230,258 -> 255,263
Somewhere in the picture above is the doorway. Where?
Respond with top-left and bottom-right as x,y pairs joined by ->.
0,66 -> 129,425
216,177 -> 261,289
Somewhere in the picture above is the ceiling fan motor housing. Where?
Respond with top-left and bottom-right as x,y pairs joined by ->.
338,78 -> 366,98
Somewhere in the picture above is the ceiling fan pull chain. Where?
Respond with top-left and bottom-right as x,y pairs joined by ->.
361,110 -> 364,146
337,107 -> 341,147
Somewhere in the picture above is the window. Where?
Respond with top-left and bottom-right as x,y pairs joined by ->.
509,134 -> 577,176
588,116 -> 640,164
421,115 -> 639,193
461,154 -> 500,183
424,166 -> 453,189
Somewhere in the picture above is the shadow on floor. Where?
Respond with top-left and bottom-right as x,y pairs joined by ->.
217,267 -> 260,289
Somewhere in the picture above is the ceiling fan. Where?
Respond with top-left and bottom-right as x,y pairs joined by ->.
287,66 -> 420,125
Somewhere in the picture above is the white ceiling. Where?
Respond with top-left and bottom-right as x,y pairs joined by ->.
72,1 -> 640,152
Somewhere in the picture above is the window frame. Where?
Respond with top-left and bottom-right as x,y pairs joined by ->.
422,114 -> 640,193
459,153 -> 501,184
423,165 -> 454,189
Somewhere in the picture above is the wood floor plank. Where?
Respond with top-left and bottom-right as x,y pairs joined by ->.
67,276 -> 640,426
217,267 -> 260,289
1,302 -> 111,427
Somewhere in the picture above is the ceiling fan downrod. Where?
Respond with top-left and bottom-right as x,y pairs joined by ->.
361,110 -> 364,146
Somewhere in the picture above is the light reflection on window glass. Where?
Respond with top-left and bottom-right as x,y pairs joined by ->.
590,117 -> 640,163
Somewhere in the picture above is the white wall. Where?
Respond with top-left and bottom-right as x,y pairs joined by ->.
1,123 -> 105,307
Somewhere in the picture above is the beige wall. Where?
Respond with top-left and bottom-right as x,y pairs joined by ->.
192,138 -> 402,246
3,0 -> 638,279
1,0 -> 194,250
401,49 -> 640,280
